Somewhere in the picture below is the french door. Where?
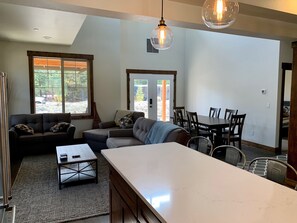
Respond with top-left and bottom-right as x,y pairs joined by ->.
127,70 -> 176,121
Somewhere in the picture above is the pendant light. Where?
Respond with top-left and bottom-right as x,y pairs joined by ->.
150,0 -> 173,50
202,0 -> 239,29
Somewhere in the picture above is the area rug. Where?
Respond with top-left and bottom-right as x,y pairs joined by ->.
10,153 -> 109,223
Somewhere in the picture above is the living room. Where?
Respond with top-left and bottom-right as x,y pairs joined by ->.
0,1 -> 295,151
0,0 -> 297,222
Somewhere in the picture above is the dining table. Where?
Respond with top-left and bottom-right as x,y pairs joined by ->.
197,115 -> 230,147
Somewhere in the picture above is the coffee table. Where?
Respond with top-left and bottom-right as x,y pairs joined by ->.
56,143 -> 98,189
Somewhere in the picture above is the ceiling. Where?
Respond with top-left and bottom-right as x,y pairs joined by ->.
0,0 -> 296,45
0,2 -> 86,45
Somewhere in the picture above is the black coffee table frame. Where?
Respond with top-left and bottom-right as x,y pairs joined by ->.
56,144 -> 98,189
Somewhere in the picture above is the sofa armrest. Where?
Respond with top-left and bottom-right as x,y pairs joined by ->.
9,127 -> 19,139
99,121 -> 117,129
67,124 -> 76,138
108,129 -> 133,137
9,127 -> 19,155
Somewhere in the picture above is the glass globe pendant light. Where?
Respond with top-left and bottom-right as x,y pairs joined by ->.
202,0 -> 239,29
150,0 -> 173,50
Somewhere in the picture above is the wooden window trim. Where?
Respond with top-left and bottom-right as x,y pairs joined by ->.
27,51 -> 94,119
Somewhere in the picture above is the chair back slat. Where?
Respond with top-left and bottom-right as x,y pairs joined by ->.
173,108 -> 185,127
229,114 -> 246,136
224,108 -> 238,120
209,107 -> 221,118
186,111 -> 199,135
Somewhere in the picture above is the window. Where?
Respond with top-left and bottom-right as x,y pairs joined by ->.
28,51 -> 94,119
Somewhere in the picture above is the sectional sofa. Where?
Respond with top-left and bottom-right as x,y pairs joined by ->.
106,117 -> 191,148
83,109 -> 145,150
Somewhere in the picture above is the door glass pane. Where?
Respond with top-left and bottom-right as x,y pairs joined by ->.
134,79 -> 148,118
157,79 -> 170,121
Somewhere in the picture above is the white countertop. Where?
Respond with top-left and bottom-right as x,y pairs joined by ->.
101,142 -> 297,223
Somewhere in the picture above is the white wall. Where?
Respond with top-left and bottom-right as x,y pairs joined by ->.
0,16 -> 122,138
120,20 -> 186,109
185,29 -> 280,147
0,16 -> 186,138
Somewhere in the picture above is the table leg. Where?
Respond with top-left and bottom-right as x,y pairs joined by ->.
95,160 -> 98,184
58,165 -> 61,190
214,128 -> 224,147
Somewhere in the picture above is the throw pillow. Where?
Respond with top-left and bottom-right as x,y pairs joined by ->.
119,113 -> 134,129
14,124 -> 34,135
114,110 -> 133,126
50,122 -> 70,133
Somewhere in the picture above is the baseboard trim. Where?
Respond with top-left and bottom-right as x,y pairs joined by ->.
242,140 -> 276,153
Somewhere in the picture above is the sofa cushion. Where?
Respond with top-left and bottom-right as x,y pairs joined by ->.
18,133 -> 44,143
50,122 -> 70,133
10,114 -> 43,133
114,110 -> 133,126
43,132 -> 70,142
119,113 -> 134,129
43,113 -> 71,132
83,128 -> 119,142
106,137 -> 143,148
133,117 -> 156,143
14,124 -> 34,135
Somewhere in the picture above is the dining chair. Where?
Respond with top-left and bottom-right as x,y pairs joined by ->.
187,136 -> 213,155
173,108 -> 187,128
222,108 -> 238,133
210,145 -> 247,169
222,114 -> 246,150
174,106 -> 186,118
199,107 -> 222,134
248,157 -> 297,190
186,111 -> 213,139
209,107 -> 221,118
224,108 -> 238,120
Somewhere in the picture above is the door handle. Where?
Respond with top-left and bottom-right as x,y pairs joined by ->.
149,98 -> 152,108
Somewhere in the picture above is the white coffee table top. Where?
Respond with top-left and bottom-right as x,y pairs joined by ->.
56,143 -> 97,164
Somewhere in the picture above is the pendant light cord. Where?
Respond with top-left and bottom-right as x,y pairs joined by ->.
161,0 -> 164,20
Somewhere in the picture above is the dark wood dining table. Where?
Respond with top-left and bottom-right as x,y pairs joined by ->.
197,115 -> 230,147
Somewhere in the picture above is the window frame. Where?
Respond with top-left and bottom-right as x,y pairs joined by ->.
27,51 -> 94,119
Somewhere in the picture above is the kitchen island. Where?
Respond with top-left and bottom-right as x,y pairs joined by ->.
101,142 -> 297,223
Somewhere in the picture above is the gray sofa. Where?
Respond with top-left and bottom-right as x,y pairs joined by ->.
9,113 -> 75,155
106,117 -> 191,148
83,110 -> 145,150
